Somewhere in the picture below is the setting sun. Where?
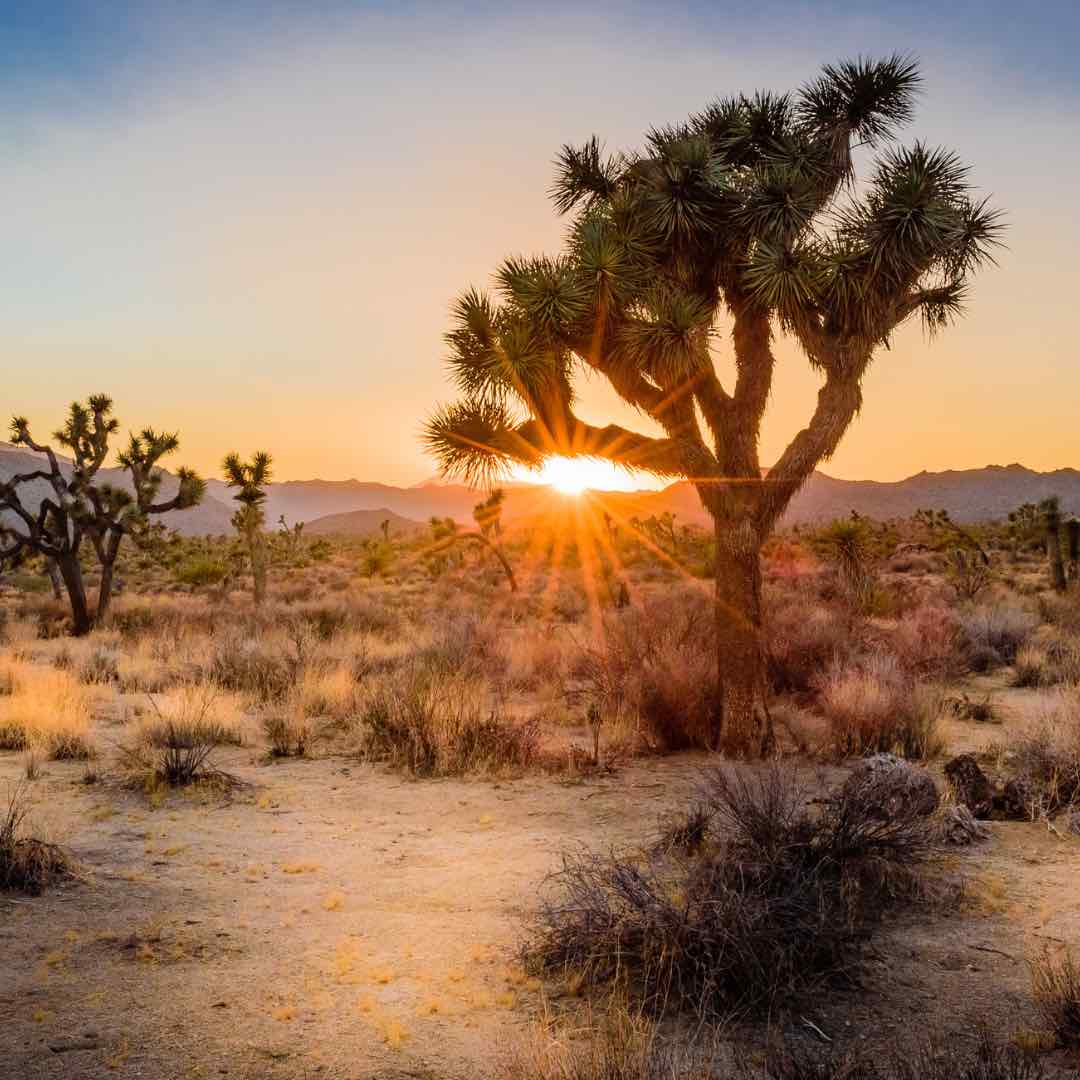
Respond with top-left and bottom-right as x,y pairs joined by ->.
518,456 -> 659,495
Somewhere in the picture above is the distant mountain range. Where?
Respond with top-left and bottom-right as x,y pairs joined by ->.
3,442 -> 1078,538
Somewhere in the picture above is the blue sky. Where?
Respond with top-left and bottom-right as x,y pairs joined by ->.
2,2 -> 1078,483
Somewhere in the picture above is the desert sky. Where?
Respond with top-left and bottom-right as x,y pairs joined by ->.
1,1 -> 1077,486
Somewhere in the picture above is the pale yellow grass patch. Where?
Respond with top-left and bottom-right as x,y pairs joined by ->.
0,660 -> 95,758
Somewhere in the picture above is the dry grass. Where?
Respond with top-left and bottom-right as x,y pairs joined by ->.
360,668 -> 538,776
1005,689 -> 1080,817
1030,947 -> 1080,1048
0,661 -> 95,759
817,655 -> 946,760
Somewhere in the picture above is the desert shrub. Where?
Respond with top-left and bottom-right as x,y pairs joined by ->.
208,633 -> 294,701
360,669 -> 538,776
125,688 -> 234,785
1013,646 -> 1050,688
958,603 -> 1038,671
1031,948 -> 1080,1048
944,692 -> 996,723
78,645 -> 120,685
817,655 -> 945,760
572,590 -> 716,750
765,589 -> 858,695
1005,690 -> 1080,816
0,782 -> 70,895
525,765 -> 937,1019
1039,592 -> 1080,636
174,556 -> 229,586
889,603 -> 963,677
0,659 -> 18,697
293,664 -> 360,723
505,1013 -> 718,1080
262,707 -> 311,757
414,614 -> 502,680
1014,628 -> 1080,688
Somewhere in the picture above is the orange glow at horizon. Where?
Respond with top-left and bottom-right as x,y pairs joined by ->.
514,457 -> 664,496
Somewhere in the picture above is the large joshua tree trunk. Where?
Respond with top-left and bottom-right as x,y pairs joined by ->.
56,553 -> 92,637
711,514 -> 771,756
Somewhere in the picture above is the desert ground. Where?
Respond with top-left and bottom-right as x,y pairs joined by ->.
3,515 -> 1080,1078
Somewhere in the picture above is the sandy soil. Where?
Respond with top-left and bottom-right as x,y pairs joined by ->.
3,695 -> 1080,1079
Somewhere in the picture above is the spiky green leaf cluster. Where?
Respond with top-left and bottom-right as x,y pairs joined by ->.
425,55 -> 1003,484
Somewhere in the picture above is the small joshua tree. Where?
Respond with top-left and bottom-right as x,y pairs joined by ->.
223,452 -> 273,604
817,518 -> 874,610
0,396 -> 204,633
276,514 -> 305,564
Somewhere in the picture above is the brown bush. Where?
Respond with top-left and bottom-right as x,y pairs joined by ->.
0,782 -> 70,895
571,589 -> 716,750
525,765 -> 938,1020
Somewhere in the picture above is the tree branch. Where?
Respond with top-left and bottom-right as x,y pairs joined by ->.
758,371 -> 863,530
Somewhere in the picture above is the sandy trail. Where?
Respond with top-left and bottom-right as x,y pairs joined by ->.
2,735 -> 1078,1078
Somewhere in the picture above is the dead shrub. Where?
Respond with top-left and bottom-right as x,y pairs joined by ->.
78,645 -> 121,685
524,765 -> 938,1020
1014,628 -> 1080,688
958,603 -> 1038,671
0,663 -> 95,759
1030,947 -> 1080,1048
0,782 -> 70,895
360,669 -> 538,776
505,1012 -> 718,1080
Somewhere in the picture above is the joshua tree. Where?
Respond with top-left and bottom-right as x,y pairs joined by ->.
472,488 -> 506,538
1043,497 -> 1066,594
0,396 -> 204,633
1066,520 -> 1080,586
223,451 -> 273,604
277,514 -> 306,563
424,56 -> 1002,753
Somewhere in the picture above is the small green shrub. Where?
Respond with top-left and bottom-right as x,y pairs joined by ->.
174,557 -> 229,586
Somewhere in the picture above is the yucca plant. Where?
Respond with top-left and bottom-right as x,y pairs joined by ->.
425,56 -> 1003,754
223,451 -> 273,604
